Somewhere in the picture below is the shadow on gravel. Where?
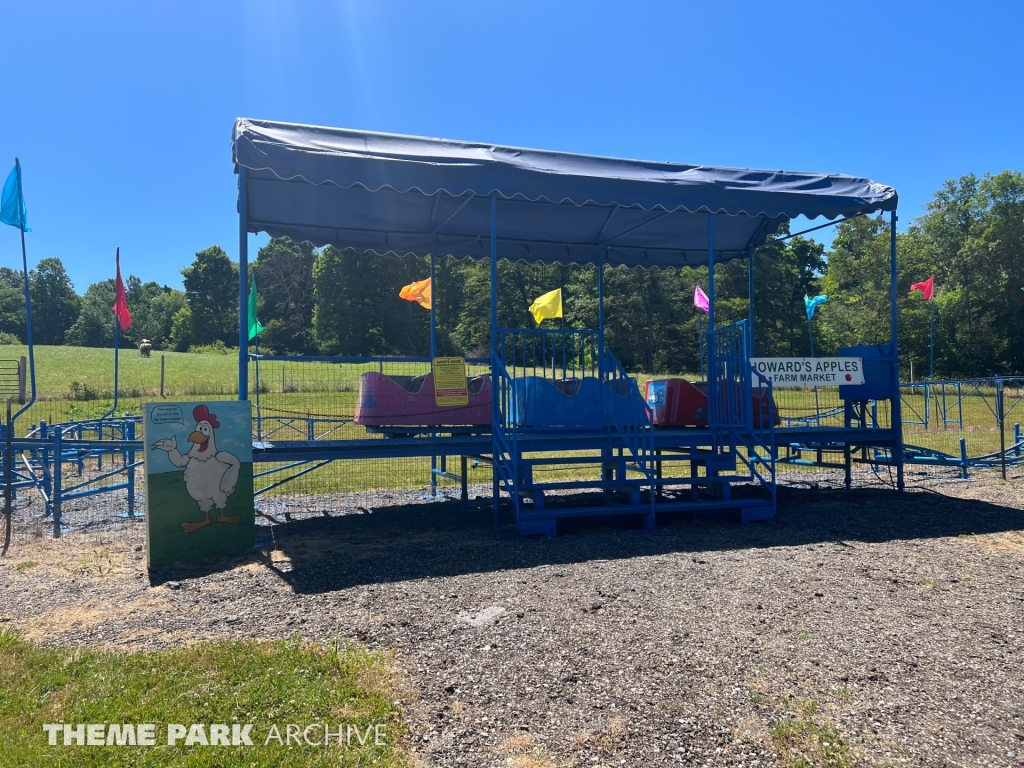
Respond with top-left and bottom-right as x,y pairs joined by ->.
221,485 -> 1024,594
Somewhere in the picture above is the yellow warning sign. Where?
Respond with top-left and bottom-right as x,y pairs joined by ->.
433,357 -> 469,407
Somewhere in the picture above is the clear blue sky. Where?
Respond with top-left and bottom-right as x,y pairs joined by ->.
2,1 -> 1021,292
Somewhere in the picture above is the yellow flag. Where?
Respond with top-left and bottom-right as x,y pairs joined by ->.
399,277 -> 432,309
528,287 -> 562,325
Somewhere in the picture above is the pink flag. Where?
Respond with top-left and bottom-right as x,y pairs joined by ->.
111,248 -> 132,331
693,284 -> 710,314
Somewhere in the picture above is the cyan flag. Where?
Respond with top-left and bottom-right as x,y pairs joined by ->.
804,293 -> 828,320
0,163 -> 30,232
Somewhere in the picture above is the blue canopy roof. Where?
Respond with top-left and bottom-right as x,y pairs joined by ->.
233,118 -> 897,269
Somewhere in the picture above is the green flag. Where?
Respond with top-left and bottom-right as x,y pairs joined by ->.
247,277 -> 264,341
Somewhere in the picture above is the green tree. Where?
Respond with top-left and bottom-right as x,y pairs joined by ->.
64,279 -> 115,347
0,267 -> 26,342
313,248 -> 430,355
181,246 -> 239,348
253,238 -> 317,354
29,257 -> 80,345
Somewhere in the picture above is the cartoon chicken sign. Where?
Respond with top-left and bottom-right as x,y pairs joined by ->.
144,401 -> 254,568
152,405 -> 242,532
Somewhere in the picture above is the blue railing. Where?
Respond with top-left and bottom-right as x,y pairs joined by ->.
600,347 -> 654,477
497,328 -> 599,382
490,354 -> 521,501
708,320 -> 777,508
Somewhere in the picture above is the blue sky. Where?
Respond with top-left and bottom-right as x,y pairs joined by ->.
2,1 -> 1021,291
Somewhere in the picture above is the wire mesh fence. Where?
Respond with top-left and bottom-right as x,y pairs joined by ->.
3,352 -> 1022,557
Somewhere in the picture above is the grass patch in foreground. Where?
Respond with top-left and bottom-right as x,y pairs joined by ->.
771,717 -> 854,768
0,631 -> 407,767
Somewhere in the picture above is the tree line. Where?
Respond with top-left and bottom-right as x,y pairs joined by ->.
1,171 -> 1020,377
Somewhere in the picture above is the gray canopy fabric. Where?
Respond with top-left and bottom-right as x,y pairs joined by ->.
233,118 -> 897,269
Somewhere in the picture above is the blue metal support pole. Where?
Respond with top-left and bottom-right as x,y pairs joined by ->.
238,165 -> 249,401
890,210 -> 905,490
707,214 -> 717,465
489,194 -> 499,524
929,298 -> 935,378
13,159 -> 36,426
429,238 -> 438,495
126,419 -> 136,517
429,237 -> 437,359
102,316 -> 120,419
698,313 -> 704,380
52,428 -> 62,537
597,248 -> 605,373
114,318 -> 119,413
747,245 -> 755,358
707,215 -> 715,336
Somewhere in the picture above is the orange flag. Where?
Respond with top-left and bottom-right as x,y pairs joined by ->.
399,277 -> 432,309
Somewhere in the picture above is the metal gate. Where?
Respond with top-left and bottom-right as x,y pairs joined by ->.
708,320 -> 751,429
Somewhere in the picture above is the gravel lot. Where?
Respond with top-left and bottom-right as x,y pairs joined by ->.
2,472 -> 1023,767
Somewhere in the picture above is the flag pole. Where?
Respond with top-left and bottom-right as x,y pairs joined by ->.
254,329 -> 261,441
12,159 -> 36,426
112,315 -> 120,416
103,248 -> 123,420
929,298 -> 935,379
808,314 -> 820,426
698,313 -> 704,380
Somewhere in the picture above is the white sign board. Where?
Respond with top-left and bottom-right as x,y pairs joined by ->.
749,357 -> 864,386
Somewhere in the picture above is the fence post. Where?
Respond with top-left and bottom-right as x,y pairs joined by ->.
3,400 -> 12,555
18,356 -> 26,405
959,437 -> 968,480
126,419 -> 136,518
160,354 -> 165,398
52,428 -> 62,538
1015,423 -> 1021,457
997,380 -> 1006,481
39,419 -> 50,504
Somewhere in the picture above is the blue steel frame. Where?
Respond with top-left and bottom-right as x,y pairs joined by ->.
239,165 -> 250,400
234,173 -> 904,521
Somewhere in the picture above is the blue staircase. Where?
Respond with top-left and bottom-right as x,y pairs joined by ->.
490,323 -> 776,535
491,329 -> 655,535
704,321 -> 777,524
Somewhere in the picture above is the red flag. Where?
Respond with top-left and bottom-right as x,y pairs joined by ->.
111,247 -> 132,331
909,275 -> 935,300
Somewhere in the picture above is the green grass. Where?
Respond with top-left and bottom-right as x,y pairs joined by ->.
0,344 -> 238,400
771,718 -> 854,768
0,630 -> 408,768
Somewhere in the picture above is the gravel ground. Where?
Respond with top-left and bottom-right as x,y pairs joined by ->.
2,471 -> 1023,767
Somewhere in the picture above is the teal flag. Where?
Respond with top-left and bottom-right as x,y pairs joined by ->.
0,163 -> 30,232
247,277 -> 264,341
804,293 -> 828,320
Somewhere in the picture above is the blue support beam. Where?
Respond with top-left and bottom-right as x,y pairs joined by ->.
238,165 -> 249,401
890,209 -> 904,490
489,194 -> 499,522
747,245 -> 755,358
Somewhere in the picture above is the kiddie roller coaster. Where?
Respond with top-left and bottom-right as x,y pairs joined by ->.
2,124 -> 1023,542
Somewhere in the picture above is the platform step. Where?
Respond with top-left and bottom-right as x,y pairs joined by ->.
516,454 -> 618,466
519,471 -> 766,493
517,497 -> 774,521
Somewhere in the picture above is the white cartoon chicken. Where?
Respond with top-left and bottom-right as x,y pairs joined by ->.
152,405 -> 241,533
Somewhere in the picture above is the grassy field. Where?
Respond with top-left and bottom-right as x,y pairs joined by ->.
0,630 -> 407,767
0,343 -> 238,401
